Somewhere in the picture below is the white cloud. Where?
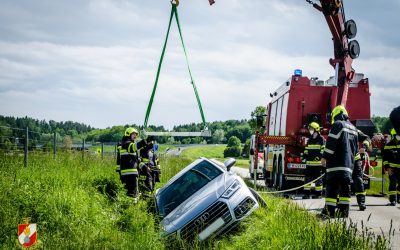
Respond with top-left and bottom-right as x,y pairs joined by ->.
0,0 -> 399,129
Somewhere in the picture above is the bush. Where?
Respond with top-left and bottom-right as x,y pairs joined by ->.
227,136 -> 241,147
242,139 -> 250,157
224,146 -> 241,157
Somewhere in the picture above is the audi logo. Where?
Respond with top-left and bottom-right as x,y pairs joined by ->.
194,212 -> 210,226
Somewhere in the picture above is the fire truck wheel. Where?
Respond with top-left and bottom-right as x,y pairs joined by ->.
276,159 -> 283,190
271,158 -> 278,188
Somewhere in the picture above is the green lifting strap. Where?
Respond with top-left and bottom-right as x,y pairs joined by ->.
143,3 -> 207,128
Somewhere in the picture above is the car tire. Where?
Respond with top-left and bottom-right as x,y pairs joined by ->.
249,187 -> 267,207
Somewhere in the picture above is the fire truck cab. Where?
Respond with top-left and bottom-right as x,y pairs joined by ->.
261,70 -> 374,190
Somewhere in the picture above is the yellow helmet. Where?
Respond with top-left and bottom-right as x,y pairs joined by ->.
308,122 -> 320,132
125,127 -> 138,137
331,105 -> 348,124
391,128 -> 397,136
362,140 -> 370,149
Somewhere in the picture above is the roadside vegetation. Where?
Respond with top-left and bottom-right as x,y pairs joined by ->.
0,149 -> 391,249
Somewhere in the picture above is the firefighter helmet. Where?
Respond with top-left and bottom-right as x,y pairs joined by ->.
331,105 -> 348,124
308,122 -> 320,132
125,127 -> 138,136
391,128 -> 397,136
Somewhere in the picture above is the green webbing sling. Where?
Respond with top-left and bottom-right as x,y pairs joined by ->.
143,3 -> 207,128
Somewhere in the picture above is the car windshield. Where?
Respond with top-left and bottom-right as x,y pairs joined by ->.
157,160 -> 223,218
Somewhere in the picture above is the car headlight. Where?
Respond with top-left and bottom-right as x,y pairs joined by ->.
221,179 -> 241,199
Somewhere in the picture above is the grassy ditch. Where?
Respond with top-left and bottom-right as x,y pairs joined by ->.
0,153 -> 163,249
0,152 -> 391,249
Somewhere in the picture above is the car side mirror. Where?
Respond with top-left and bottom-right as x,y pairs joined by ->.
224,158 -> 236,171
250,148 -> 254,155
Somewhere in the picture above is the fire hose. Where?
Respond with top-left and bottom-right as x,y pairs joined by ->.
257,174 -> 325,194
362,153 -> 375,178
257,153 -> 376,194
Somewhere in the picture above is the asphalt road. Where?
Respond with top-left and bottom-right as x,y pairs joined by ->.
231,166 -> 400,249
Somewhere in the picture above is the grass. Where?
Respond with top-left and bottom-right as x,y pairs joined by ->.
180,144 -> 249,168
213,194 -> 390,250
366,159 -> 389,196
0,151 -> 391,249
0,152 -> 163,249
180,145 -> 226,159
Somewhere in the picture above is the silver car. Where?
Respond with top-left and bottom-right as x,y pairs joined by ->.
155,157 -> 260,241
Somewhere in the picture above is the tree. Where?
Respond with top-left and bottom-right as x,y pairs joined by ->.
227,136 -> 241,147
249,106 -> 267,133
224,136 -> 242,157
212,129 -> 225,144
242,139 -> 251,158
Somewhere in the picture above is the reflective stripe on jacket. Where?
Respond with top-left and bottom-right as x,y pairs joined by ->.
322,120 -> 358,180
120,138 -> 147,174
304,134 -> 325,166
383,139 -> 400,168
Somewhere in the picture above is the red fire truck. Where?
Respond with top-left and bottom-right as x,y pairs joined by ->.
251,0 -> 376,190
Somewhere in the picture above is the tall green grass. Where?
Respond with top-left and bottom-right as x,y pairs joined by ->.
214,194 -> 390,249
0,153 -> 163,249
0,152 -> 390,249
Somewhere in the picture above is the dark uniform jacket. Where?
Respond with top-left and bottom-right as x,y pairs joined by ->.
322,119 -> 358,180
304,134 -> 325,166
383,138 -> 400,169
119,138 -> 147,176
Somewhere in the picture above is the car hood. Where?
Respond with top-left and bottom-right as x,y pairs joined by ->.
160,172 -> 236,233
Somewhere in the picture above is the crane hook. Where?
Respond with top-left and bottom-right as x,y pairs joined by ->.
171,0 -> 179,6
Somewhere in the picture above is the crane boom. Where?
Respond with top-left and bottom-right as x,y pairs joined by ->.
311,0 -> 360,108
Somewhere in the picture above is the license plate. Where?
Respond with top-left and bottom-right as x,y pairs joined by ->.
287,163 -> 306,169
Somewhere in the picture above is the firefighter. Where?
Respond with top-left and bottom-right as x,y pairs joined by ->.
303,122 -> 325,198
390,106 -> 400,135
150,143 -> 161,186
320,105 -> 358,218
118,127 -> 148,203
383,128 -> 400,206
138,136 -> 156,196
353,130 -> 371,211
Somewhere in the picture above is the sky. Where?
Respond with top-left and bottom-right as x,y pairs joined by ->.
0,0 -> 399,129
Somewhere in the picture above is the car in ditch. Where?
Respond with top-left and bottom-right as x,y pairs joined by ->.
155,157 -> 260,241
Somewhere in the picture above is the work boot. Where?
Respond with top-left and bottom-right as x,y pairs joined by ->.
358,203 -> 366,211
389,201 -> 396,206
320,206 -> 335,219
337,204 -> 349,218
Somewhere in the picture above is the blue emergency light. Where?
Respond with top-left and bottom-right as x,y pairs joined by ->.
294,69 -> 302,76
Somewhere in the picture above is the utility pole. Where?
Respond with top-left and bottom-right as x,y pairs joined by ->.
53,132 -> 56,159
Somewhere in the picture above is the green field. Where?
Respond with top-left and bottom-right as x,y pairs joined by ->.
180,145 -> 226,159
0,152 -> 390,249
366,159 -> 389,196
180,145 -> 249,168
